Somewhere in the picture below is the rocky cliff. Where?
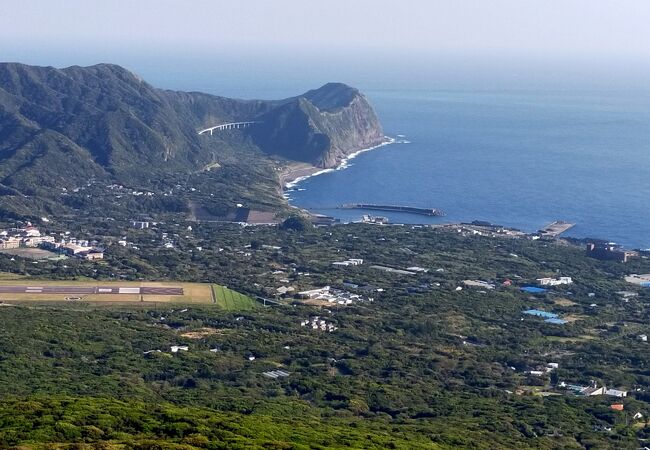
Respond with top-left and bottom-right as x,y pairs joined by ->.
252,83 -> 385,168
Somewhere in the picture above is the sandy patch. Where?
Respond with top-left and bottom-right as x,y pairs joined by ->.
180,327 -> 223,339
553,298 -> 577,306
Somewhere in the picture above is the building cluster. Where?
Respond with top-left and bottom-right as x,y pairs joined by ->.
332,258 -> 364,267
106,184 -> 156,198
300,316 -> 338,332
297,286 -> 369,305
586,241 -> 638,263
360,214 -> 388,224
436,222 -> 526,238
117,239 -> 139,250
0,225 -> 103,260
527,362 -> 559,377
161,232 -> 175,249
0,225 -> 54,249
559,380 -> 628,398
537,276 -> 573,286
43,239 -> 104,260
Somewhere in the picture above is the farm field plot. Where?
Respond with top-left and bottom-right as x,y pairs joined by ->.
213,284 -> 257,310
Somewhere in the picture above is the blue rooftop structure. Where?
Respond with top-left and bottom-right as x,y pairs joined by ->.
545,318 -> 568,324
520,286 -> 548,294
640,281 -> 650,288
523,309 -> 567,325
523,309 -> 558,319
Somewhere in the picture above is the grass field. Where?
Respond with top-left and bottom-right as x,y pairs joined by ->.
213,284 -> 257,310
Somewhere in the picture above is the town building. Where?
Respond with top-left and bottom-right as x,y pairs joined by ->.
83,250 -> 104,260
0,237 -> 21,249
0,225 -> 104,260
298,287 -> 332,299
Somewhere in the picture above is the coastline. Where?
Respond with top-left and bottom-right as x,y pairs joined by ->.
281,136 -> 396,191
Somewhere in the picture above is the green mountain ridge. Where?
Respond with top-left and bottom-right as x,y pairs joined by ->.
0,62 -> 384,218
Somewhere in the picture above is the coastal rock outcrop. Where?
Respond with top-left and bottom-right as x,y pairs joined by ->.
252,83 -> 385,168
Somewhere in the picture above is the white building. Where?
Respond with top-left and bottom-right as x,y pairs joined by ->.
298,286 -> 331,299
131,221 -> 150,229
332,258 -> 364,266
605,389 -> 628,398
537,277 -> 573,286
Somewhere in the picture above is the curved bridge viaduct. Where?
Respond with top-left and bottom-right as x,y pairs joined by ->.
198,121 -> 260,135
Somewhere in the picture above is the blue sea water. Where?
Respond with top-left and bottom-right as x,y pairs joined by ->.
287,90 -> 650,248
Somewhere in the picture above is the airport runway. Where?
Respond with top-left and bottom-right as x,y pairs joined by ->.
0,286 -> 184,295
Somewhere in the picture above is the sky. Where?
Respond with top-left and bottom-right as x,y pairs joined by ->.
2,1 -> 650,94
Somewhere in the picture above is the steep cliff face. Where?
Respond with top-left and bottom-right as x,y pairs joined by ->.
252,83 -> 385,168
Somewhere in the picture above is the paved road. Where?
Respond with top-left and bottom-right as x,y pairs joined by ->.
0,286 -> 183,295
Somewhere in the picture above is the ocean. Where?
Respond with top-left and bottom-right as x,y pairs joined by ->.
286,89 -> 650,248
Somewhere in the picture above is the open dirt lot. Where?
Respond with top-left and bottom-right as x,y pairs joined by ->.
0,248 -> 62,260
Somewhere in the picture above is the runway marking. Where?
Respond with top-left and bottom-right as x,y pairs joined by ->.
118,287 -> 141,294
0,286 -> 184,295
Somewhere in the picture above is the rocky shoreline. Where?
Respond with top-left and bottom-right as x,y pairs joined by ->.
278,136 -> 395,191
